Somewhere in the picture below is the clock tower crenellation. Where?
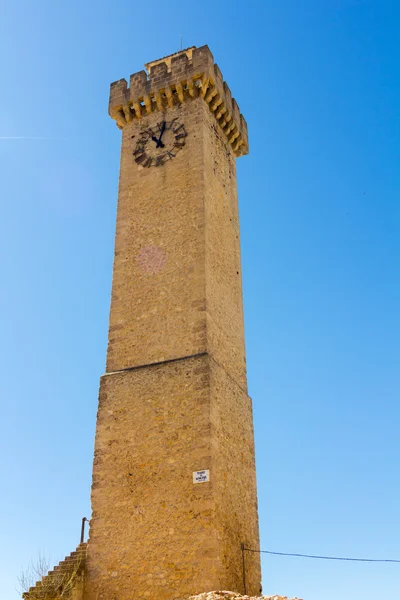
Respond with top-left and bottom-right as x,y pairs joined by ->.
109,45 -> 248,156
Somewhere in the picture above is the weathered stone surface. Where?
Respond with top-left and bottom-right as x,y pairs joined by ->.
86,354 -> 260,599
104,96 -> 247,389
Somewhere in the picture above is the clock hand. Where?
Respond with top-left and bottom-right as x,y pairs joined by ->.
156,121 -> 166,148
151,135 -> 164,148
151,135 -> 165,148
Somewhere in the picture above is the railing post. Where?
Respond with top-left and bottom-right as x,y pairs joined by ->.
80,517 -> 88,544
241,543 -> 247,595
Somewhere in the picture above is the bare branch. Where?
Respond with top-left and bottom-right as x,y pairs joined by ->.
32,552 -> 51,581
16,552 -> 51,596
17,549 -> 85,599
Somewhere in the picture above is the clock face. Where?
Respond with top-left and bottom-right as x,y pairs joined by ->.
133,119 -> 187,167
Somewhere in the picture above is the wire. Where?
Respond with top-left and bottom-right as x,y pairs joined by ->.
243,547 -> 400,563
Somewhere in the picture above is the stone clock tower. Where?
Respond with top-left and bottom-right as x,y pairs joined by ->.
86,45 -> 261,600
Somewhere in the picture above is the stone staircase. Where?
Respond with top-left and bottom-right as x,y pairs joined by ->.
22,543 -> 87,599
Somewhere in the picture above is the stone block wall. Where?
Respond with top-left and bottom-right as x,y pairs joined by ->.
86,355 -> 260,600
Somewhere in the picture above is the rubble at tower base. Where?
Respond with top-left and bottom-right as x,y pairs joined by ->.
189,592 -> 302,600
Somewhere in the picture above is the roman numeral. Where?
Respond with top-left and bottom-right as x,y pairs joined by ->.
155,154 -> 166,166
133,146 -> 145,156
166,118 -> 179,130
135,153 -> 147,164
172,123 -> 184,133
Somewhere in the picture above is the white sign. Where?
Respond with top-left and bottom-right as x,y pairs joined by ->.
193,469 -> 210,484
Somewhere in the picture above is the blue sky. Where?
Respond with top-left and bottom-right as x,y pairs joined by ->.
1,1 -> 399,599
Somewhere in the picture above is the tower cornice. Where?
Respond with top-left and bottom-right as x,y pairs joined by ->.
109,45 -> 249,157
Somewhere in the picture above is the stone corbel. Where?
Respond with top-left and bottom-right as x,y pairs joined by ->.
229,129 -> 240,144
110,107 -> 126,129
175,82 -> 185,103
123,104 -> 133,122
187,79 -> 196,98
200,75 -> 210,98
143,95 -> 153,114
211,95 -> 223,112
164,88 -> 175,108
216,104 -> 227,120
154,91 -> 163,111
205,87 -> 218,104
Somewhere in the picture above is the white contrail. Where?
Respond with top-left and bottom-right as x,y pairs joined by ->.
0,136 -> 67,140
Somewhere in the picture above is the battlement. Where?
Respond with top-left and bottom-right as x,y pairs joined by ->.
109,45 -> 248,157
